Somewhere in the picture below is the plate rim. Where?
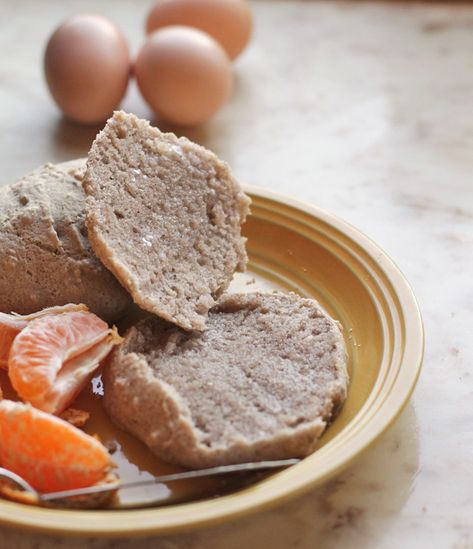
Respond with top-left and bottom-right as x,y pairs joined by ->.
0,185 -> 424,537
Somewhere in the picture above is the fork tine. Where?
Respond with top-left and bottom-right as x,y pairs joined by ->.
0,467 -> 38,496
0,458 -> 300,506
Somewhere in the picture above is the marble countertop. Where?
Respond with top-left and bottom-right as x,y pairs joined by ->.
0,1 -> 472,547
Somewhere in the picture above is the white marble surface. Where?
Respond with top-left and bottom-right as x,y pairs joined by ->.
0,0 -> 472,547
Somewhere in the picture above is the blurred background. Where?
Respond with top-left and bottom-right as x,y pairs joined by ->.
1,1 -> 471,250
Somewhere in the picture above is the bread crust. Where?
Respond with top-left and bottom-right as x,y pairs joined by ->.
0,162 -> 131,321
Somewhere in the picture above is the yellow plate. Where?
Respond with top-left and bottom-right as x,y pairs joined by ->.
0,185 -> 424,537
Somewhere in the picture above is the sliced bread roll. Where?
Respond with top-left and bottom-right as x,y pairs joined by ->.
84,111 -> 250,331
103,292 -> 348,469
0,163 -> 131,321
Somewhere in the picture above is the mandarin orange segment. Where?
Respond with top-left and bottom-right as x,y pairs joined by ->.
0,400 -> 112,492
0,304 -> 88,370
8,310 -> 121,415
0,317 -> 26,370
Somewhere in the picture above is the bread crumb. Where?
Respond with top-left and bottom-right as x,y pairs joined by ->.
84,111 -> 250,331
104,440 -> 118,455
104,291 -> 348,469
60,408 -> 90,428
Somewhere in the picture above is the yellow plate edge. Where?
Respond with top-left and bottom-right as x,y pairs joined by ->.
0,185 -> 424,538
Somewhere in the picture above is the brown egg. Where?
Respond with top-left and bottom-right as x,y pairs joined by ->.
135,26 -> 233,126
44,14 -> 130,125
146,0 -> 252,61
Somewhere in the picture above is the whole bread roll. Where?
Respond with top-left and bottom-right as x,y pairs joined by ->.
0,162 -> 131,321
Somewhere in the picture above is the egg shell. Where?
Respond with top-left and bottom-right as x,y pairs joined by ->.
135,26 -> 233,126
146,0 -> 252,60
44,14 -> 130,125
